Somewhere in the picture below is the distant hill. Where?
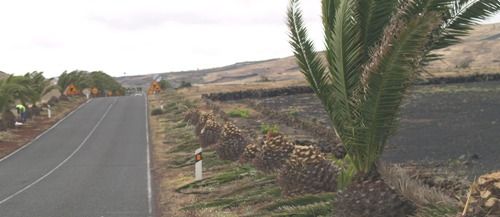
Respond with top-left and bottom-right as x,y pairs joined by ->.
118,23 -> 500,88
427,23 -> 500,75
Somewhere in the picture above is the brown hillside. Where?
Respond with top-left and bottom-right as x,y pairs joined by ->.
118,23 -> 500,88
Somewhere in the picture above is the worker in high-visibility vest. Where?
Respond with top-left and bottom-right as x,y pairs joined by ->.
16,104 -> 27,123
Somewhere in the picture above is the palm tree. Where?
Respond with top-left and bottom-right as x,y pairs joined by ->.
24,71 -> 58,101
288,0 -> 500,175
0,76 -> 32,129
0,75 -> 32,111
23,71 -> 57,115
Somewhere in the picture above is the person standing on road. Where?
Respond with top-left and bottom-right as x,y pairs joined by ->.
16,104 -> 27,123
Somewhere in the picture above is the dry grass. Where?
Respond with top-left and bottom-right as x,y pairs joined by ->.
148,94 -> 197,216
379,164 -> 460,217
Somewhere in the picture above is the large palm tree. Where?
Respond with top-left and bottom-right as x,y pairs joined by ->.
288,0 -> 500,176
24,72 -> 57,106
0,75 -> 31,112
0,76 -> 32,129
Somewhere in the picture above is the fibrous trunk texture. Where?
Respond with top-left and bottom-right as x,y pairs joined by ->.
252,134 -> 295,173
465,171 -> 500,217
199,119 -> 222,148
332,169 -> 416,217
215,122 -> 248,161
277,145 -> 339,196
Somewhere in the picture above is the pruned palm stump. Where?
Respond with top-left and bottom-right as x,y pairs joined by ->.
184,109 -> 201,125
240,143 -> 260,163
278,145 -> 339,196
195,112 -> 216,136
465,171 -> 500,216
253,134 -> 295,173
199,119 -> 222,148
215,122 -> 248,161
288,0 -> 500,216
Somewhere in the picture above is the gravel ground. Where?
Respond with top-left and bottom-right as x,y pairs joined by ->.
251,81 -> 500,174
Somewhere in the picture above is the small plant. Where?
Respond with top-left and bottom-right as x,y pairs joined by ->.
457,56 -> 474,69
260,123 -> 280,135
151,108 -> 164,116
259,75 -> 271,82
159,79 -> 171,90
228,108 -> 250,118
288,107 -> 300,117
48,96 -> 59,106
178,81 -> 192,89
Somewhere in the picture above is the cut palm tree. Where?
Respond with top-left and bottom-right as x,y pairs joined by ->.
288,0 -> 500,216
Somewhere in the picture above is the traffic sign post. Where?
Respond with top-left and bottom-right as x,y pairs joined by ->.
195,148 -> 203,181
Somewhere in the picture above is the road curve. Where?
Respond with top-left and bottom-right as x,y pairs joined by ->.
0,96 -> 152,217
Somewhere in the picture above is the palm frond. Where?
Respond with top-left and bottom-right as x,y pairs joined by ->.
434,0 -> 500,50
358,0 -> 398,62
289,0 -> 500,175
322,0 -> 339,37
288,0 -> 330,107
355,8 -> 442,172
324,0 -> 364,142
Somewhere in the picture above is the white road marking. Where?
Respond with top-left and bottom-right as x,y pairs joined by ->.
0,99 -> 116,205
144,95 -> 153,216
0,99 -> 92,164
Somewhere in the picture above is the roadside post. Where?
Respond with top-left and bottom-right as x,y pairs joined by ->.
47,105 -> 52,119
83,89 -> 91,100
195,148 -> 203,181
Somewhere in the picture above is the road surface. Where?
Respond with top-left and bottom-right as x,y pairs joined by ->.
0,96 -> 153,217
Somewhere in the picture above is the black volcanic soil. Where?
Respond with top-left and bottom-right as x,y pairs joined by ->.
244,81 -> 500,175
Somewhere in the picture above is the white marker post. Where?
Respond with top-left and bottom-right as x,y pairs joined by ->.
194,148 -> 203,181
47,105 -> 52,119
82,89 -> 91,100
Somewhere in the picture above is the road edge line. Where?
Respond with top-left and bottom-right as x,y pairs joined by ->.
145,95 -> 154,217
0,99 -> 93,164
0,99 -> 115,205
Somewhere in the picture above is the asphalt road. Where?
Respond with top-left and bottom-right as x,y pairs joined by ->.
0,96 -> 152,217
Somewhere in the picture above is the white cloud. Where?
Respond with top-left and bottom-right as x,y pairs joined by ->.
0,0 -> 499,77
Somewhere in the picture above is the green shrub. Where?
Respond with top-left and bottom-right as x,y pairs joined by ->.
228,108 -> 250,118
151,108 -> 164,116
260,123 -> 280,135
178,81 -> 192,89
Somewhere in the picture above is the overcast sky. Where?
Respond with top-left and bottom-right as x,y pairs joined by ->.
1,0 -> 500,78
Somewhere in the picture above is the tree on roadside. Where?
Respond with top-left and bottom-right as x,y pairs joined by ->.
0,76 -> 32,129
288,0 -> 500,216
58,70 -> 124,96
159,79 -> 171,90
23,72 -> 58,114
57,70 -> 93,94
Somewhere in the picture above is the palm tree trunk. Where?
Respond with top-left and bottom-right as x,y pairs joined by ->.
332,164 -> 416,217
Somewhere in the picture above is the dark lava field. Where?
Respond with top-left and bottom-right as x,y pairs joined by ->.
253,81 -> 500,174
